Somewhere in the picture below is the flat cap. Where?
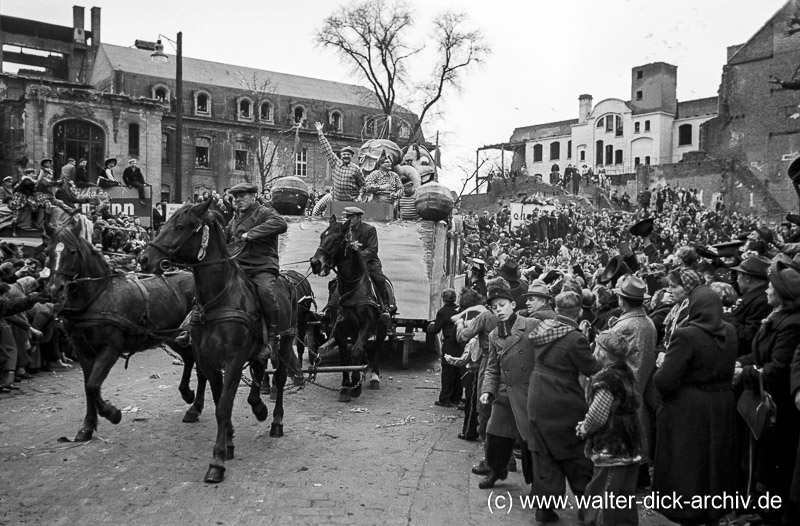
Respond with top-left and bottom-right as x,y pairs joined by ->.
343,206 -> 364,216
228,182 -> 258,194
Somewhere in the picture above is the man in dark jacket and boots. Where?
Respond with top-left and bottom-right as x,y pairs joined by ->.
226,182 -> 287,363
122,159 -> 148,205
428,289 -> 460,407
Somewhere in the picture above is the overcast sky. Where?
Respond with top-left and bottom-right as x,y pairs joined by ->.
3,0 -> 791,190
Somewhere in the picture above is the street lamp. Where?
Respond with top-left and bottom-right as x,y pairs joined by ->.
151,32 -> 183,203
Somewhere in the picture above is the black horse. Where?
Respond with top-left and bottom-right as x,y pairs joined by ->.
139,200 -> 298,483
310,215 -> 388,402
43,221 -> 200,441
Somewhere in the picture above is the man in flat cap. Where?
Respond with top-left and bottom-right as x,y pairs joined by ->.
315,122 -> 363,201
226,182 -> 287,362
343,206 -> 394,321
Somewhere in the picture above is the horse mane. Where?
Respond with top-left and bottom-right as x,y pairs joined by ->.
53,223 -> 112,275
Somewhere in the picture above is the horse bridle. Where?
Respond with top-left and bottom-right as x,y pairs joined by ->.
147,222 -> 212,269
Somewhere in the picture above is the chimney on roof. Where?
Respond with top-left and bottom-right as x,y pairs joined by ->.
73,6 -> 85,30
90,6 -> 101,47
578,94 -> 593,124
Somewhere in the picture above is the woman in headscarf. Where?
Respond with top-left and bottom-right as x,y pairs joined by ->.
653,284 -> 738,526
738,254 -> 800,525
654,268 -> 703,368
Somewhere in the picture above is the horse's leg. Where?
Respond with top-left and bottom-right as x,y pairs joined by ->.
270,337 -> 289,437
184,365 -> 206,424
175,345 -> 195,404
349,323 -> 374,399
336,329 -> 351,403
85,346 -> 123,427
202,364 -> 227,483
369,318 -> 388,390
247,349 -> 269,422
75,352 -> 99,442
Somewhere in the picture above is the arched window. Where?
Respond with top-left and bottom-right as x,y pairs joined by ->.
596,117 -> 604,128
533,144 -> 543,163
152,84 -> 170,102
293,105 -> 306,125
238,97 -> 252,120
678,124 -> 692,146
195,91 -> 210,115
52,120 -> 105,182
550,142 -> 560,161
329,110 -> 343,133
259,101 -> 273,123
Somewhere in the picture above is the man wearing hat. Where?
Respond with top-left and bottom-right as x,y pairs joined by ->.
730,255 -> 772,356
496,258 -> 528,312
0,176 -> 13,204
122,158 -> 148,205
315,122 -> 363,201
226,182 -> 287,362
609,274 -> 657,480
522,280 -> 555,320
469,258 -> 487,299
342,206 -> 395,320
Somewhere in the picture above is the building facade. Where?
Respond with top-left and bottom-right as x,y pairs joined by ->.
510,62 -> 718,179
0,5 -> 422,204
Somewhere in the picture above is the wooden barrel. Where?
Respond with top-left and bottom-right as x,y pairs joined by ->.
414,182 -> 454,221
271,176 -> 309,215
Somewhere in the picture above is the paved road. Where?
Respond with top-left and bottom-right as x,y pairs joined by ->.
0,342 -> 676,526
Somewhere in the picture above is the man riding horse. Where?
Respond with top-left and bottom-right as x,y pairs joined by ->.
325,206 -> 395,323
227,182 -> 286,362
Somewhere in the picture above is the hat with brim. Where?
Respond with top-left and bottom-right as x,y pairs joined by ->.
343,206 -> 365,216
228,182 -> 258,194
693,244 -> 718,260
599,255 -> 631,286
522,280 -> 551,299
712,240 -> 745,258
629,217 -> 654,237
497,259 -> 521,282
786,213 -> 800,226
104,158 -> 117,166
486,278 -> 515,304
471,258 -> 486,272
613,274 -> 650,300
40,158 -> 53,166
730,255 -> 771,279
340,146 -> 355,155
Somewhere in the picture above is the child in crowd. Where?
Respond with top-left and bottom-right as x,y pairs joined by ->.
577,331 -> 643,526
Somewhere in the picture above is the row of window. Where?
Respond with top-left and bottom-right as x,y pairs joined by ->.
161,133 -> 309,177
532,141 -> 572,163
151,85 -> 410,138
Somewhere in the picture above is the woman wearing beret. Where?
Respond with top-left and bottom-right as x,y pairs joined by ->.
738,255 -> 800,525
654,284 -> 738,526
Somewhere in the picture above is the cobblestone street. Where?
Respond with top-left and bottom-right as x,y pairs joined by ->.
0,342 -> 675,526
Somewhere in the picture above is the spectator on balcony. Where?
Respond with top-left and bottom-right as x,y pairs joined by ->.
122,159 -> 148,205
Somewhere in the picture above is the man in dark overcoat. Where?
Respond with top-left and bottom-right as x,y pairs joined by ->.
527,291 -> 600,523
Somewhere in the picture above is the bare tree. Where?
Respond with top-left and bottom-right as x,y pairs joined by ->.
315,0 -> 489,145
238,73 -> 297,189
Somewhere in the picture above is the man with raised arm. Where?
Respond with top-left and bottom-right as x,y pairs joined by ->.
315,121 -> 363,202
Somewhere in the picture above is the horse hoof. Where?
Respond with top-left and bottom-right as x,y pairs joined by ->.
108,408 -> 122,425
351,385 -> 362,399
225,445 -> 235,461
269,391 -> 277,402
180,388 -> 195,405
74,429 -> 93,442
269,423 -> 284,438
369,379 -> 380,390
204,464 -> 226,483
338,389 -> 351,403
183,407 -> 201,423
253,403 -> 269,422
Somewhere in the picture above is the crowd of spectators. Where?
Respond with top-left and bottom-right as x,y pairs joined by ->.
431,191 -> 800,525
0,241 -> 74,393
